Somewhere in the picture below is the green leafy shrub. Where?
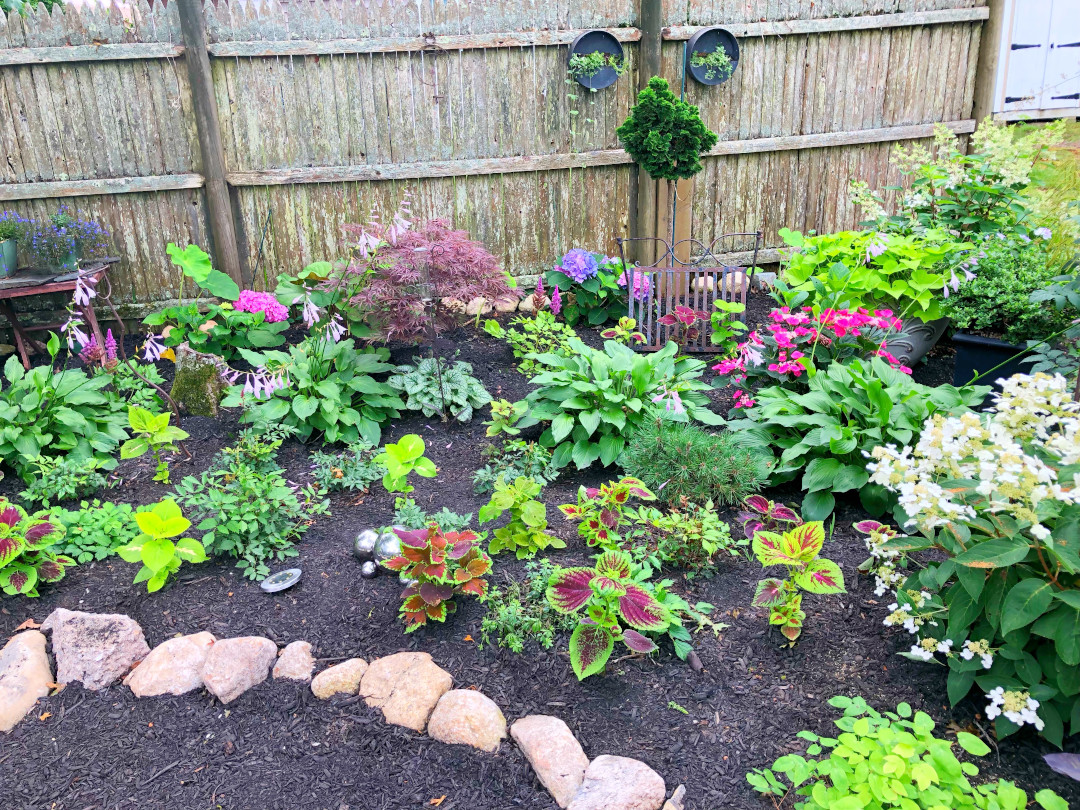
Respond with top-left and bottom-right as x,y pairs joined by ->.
647,499 -> 744,573
543,253 -> 630,327
0,350 -> 128,480
119,406 -> 189,483
863,373 -> 1080,747
311,442 -> 382,492
616,76 -> 718,181
374,434 -> 437,493
97,361 -> 165,411
480,560 -> 575,652
387,355 -> 491,422
54,500 -> 139,564
391,497 -> 472,533
472,440 -> 559,495
479,476 -> 564,559
484,311 -> 578,372
620,418 -> 771,506
748,695 -> 1068,810
483,398 -> 529,438
512,339 -> 722,469
19,455 -> 107,508
729,358 -> 987,519
116,498 -> 206,593
0,498 -> 72,596
224,338 -> 403,445
382,526 -> 492,632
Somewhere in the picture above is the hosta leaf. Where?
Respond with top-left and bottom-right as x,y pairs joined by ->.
794,558 -> 845,594
622,629 -> 658,654
618,584 -> 669,631
569,623 -> 614,680
547,567 -> 596,613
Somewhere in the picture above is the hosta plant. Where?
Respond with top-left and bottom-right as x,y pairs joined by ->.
511,338 -> 722,469
373,434 -> 437,494
484,311 -> 577,374
387,355 -> 491,422
0,499 -> 71,596
751,521 -> 845,641
737,494 -> 803,541
119,406 -> 189,483
546,550 -> 672,680
864,372 -> 1080,746
479,476 -> 565,559
748,695 -> 1068,810
116,498 -> 207,593
382,526 -> 492,632
558,477 -> 655,549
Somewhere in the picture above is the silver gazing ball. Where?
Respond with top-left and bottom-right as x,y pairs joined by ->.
353,529 -> 379,562
374,527 -> 404,571
360,560 -> 378,579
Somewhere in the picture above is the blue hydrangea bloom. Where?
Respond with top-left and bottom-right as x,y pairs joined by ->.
559,249 -> 599,284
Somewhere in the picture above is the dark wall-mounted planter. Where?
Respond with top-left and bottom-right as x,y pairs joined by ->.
952,332 -> 1031,388
568,30 -> 624,91
686,27 -> 740,86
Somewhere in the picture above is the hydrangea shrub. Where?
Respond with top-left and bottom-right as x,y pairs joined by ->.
545,251 -> 629,326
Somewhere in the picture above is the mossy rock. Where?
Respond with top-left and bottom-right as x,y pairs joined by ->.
170,343 -> 228,417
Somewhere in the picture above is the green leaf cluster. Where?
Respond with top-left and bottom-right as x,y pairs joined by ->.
479,476 -> 565,559
19,454 -> 107,508
616,76 -> 718,181
54,499 -> 140,564
391,496 -> 472,533
95,361 -> 165,411
373,434 -> 437,493
387,355 -> 492,422
311,441 -> 383,492
116,498 -> 206,593
472,440 -> 559,496
0,497 -> 72,597
484,311 -> 579,370
119,406 -> 189,483
747,696 -> 1068,810
543,258 -> 629,326
646,499 -> 745,574
479,559 -> 575,653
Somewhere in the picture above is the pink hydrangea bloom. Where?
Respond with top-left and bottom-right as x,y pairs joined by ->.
616,269 -> 651,302
235,290 -> 288,323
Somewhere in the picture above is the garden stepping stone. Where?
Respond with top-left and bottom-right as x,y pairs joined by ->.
359,651 -> 451,732
0,630 -> 53,733
510,715 -> 590,808
426,689 -> 506,752
124,631 -> 216,697
567,755 -> 666,810
311,657 -> 368,698
42,608 -> 150,691
200,636 -> 277,704
274,641 -> 315,682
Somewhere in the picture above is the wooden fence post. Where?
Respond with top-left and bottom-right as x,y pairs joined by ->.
971,0 -> 1005,124
635,0 -> 664,265
176,0 -> 243,287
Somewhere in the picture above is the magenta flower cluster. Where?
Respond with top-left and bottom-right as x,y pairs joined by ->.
235,290 -> 288,323
558,249 -> 599,284
616,269 -> 650,301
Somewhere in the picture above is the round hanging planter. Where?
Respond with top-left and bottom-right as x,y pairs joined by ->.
686,27 -> 740,86
567,30 -> 625,91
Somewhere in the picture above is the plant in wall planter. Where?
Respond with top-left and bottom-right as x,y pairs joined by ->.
686,27 -> 740,85
567,30 -> 626,91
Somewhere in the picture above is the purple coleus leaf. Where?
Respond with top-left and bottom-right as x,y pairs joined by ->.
599,508 -> 618,528
419,582 -> 454,605
0,506 -> 23,528
547,567 -> 596,613
35,558 -> 66,583
770,504 -> 801,524
743,495 -> 771,515
752,578 -> 787,608
618,584 -> 669,631
569,623 -> 615,680
852,520 -> 885,535
621,629 -> 658,654
24,521 -> 57,546
0,534 -> 25,568
396,527 -> 431,549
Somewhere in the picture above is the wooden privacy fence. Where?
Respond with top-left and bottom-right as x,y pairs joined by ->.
0,0 -> 989,312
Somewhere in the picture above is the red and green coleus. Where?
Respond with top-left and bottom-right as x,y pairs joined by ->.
737,494 -> 802,541
750,520 -> 845,641
546,549 -> 671,680
0,498 -> 72,597
382,525 -> 491,632
558,477 -> 655,548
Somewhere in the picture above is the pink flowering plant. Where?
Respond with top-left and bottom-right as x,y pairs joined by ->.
235,290 -> 288,323
545,250 -> 630,326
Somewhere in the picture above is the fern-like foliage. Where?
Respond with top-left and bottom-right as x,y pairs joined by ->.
387,356 -> 492,422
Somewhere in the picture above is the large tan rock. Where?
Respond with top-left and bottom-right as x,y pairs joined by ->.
273,641 -> 315,682
0,631 -> 53,733
124,632 -> 216,697
42,608 -> 150,690
427,689 -> 506,752
493,294 -> 520,314
511,715 -> 590,807
567,755 -> 666,810
311,657 -> 368,699
465,296 -> 493,316
360,651 -> 452,732
200,636 -> 277,704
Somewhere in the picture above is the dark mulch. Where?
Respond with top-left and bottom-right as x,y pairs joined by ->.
0,294 -> 1076,810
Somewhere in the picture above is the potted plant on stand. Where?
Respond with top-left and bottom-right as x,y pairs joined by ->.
0,212 -> 25,278
26,208 -> 111,272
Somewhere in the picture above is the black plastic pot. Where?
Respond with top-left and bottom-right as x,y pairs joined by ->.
952,332 -> 1031,387
567,30 -> 624,91
686,27 -> 740,86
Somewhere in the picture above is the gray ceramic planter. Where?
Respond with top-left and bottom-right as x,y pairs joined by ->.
887,316 -> 950,367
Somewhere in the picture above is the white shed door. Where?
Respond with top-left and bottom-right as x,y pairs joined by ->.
1041,1 -> 1080,109
1000,0 -> 1080,114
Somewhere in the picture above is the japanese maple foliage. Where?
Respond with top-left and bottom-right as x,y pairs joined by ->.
382,525 -> 492,632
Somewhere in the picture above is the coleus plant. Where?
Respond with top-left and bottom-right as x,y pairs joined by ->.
657,305 -> 711,351
558,477 -> 656,549
737,494 -> 803,541
751,521 -> 845,641
546,549 -> 672,680
0,499 -> 72,597
382,526 -> 492,632
599,316 -> 645,346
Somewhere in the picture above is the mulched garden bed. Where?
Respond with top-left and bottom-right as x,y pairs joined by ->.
0,292 -> 1076,810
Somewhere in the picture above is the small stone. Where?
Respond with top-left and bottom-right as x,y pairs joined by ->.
0,343 -> 15,357
273,641 -> 315,682
567,755 -> 666,810
0,631 -> 53,733
662,785 -> 686,810
360,651 -> 452,732
465,296 -> 493,316
441,297 -> 467,314
517,294 -> 549,314
692,276 -> 715,292
311,657 -> 368,699
721,270 -> 747,293
200,636 -> 277,704
124,631 -> 216,697
42,608 -> 150,690
687,651 -> 702,672
427,689 -> 506,752
494,294 -> 519,314
510,715 -> 590,808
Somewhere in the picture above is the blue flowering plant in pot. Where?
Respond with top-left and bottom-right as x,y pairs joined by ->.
544,249 -> 642,326
26,208 -> 111,272
0,212 -> 28,278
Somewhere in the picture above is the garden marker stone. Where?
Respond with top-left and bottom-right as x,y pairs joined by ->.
360,652 -> 452,732
273,641 -> 315,682
124,631 -> 216,697
567,755 -> 666,810
169,342 -> 229,417
199,636 -> 277,704
42,608 -> 150,691
510,715 -> 590,808
465,296 -> 493,316
311,657 -> 368,698
494,294 -> 519,314
0,630 -> 53,733
426,689 -> 507,752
